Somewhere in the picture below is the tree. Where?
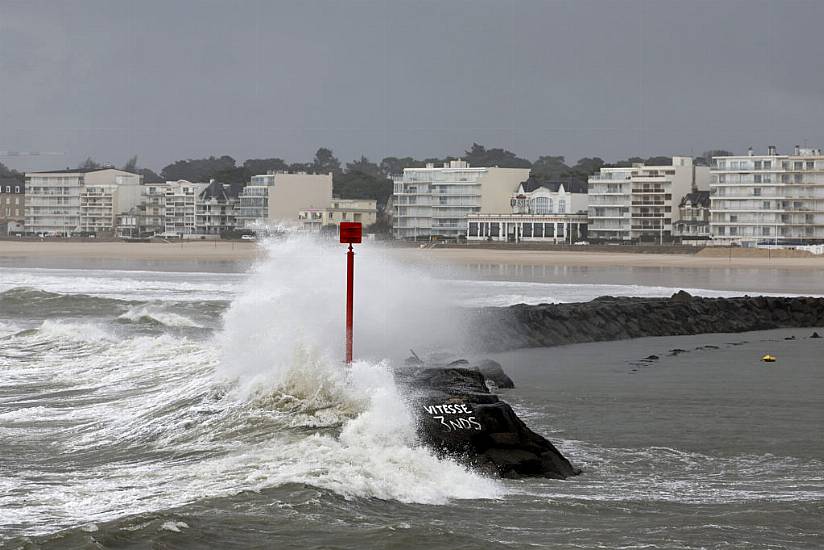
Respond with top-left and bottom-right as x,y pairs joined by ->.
137,167 -> 162,182
379,156 -> 423,176
698,150 -> 733,167
0,161 -> 21,178
463,143 -> 531,168
77,157 -> 101,170
243,157 -> 289,175
160,155 -> 236,182
122,155 -> 138,173
312,147 -> 341,175
570,157 -> 605,177
333,170 -> 393,206
530,155 -> 569,180
345,156 -> 383,179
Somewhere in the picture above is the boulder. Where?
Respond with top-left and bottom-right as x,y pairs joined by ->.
397,366 -> 579,479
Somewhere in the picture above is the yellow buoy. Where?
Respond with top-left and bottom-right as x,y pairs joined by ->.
761,354 -> 776,362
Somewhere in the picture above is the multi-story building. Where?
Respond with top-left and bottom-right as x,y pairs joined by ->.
298,198 -> 378,231
195,180 -> 237,235
710,146 -> 824,244
467,179 -> 588,243
237,172 -> 333,228
393,160 -> 530,240
24,168 -> 142,235
0,177 -> 25,235
137,183 -> 168,235
672,191 -> 711,241
163,180 -> 207,237
588,157 -> 708,242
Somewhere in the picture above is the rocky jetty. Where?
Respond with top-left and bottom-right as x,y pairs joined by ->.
396,360 -> 579,479
470,292 -> 824,351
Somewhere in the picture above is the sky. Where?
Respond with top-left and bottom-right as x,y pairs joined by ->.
2,0 -> 824,173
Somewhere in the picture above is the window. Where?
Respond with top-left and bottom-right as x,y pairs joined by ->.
753,188 -> 761,196
730,227 -> 738,236
533,197 -> 549,214
754,161 -> 762,169
762,227 -> 770,236
559,199 -> 566,213
794,161 -> 803,170
730,215 -> 738,223
795,174 -> 802,183
719,175 -> 726,183
764,161 -> 772,169
763,201 -> 771,209
754,174 -> 762,183
806,161 -> 814,170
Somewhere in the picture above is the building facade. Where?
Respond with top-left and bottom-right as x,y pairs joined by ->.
467,179 -> 588,243
163,180 -> 207,236
298,198 -> 378,231
588,157 -> 708,242
24,168 -> 142,235
195,180 -> 237,235
393,160 -> 530,239
672,191 -> 711,240
0,178 -> 25,235
237,172 -> 333,228
710,146 -> 824,244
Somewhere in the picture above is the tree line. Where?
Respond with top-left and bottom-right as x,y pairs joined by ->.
0,144 -> 733,206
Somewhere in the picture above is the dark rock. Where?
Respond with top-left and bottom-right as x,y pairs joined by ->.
669,348 -> 687,356
469,296 -> 824,352
812,332 -> 821,339
644,354 -> 659,360
400,366 -> 579,480
473,359 -> 515,389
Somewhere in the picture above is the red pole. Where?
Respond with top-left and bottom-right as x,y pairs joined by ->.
345,243 -> 354,363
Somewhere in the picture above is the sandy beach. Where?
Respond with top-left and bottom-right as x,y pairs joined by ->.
0,240 -> 262,262
388,245 -> 824,270
1,240 -> 824,270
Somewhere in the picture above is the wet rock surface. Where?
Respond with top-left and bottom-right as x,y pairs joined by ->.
396,364 -> 579,479
470,292 -> 824,351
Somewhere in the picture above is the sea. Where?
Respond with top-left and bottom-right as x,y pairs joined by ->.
1,237 -> 822,549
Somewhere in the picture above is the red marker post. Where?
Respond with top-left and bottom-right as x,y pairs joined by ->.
339,222 -> 362,364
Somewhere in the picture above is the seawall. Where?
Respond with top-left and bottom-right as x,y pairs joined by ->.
471,292 -> 824,351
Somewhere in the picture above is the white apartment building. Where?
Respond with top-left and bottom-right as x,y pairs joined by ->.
393,160 -> 530,239
588,157 -> 708,242
163,180 -> 208,236
710,146 -> 824,244
138,183 -> 167,235
25,168 -> 142,235
237,172 -> 333,228
298,198 -> 378,231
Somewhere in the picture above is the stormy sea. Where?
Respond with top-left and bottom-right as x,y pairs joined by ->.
1,238 -> 822,549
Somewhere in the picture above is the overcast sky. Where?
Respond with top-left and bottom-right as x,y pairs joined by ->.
2,0 -> 824,173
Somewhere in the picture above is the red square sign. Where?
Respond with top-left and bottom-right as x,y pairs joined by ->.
339,222 -> 362,244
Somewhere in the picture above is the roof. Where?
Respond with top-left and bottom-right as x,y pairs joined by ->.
680,191 -> 710,208
0,177 -> 24,191
26,167 -> 117,175
520,176 -> 588,194
199,180 -> 230,202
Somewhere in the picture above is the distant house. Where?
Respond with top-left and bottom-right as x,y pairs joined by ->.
0,177 -> 25,235
195,180 -> 237,235
236,172 -> 333,228
673,191 -> 711,240
467,177 -> 588,243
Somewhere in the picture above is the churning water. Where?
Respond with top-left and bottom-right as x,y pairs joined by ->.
1,237 -> 822,548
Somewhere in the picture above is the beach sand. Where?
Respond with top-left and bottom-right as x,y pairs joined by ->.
2,240 -> 823,270
386,245 -> 824,270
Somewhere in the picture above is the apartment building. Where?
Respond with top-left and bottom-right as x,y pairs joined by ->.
24,168 -> 142,235
195,180 -> 237,235
0,177 -> 25,235
237,172 -> 333,228
163,180 -> 208,236
710,146 -> 824,244
393,160 -> 530,240
137,183 -> 167,235
588,157 -> 708,242
298,198 -> 378,231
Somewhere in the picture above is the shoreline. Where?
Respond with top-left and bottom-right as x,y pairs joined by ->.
2,240 -> 824,270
